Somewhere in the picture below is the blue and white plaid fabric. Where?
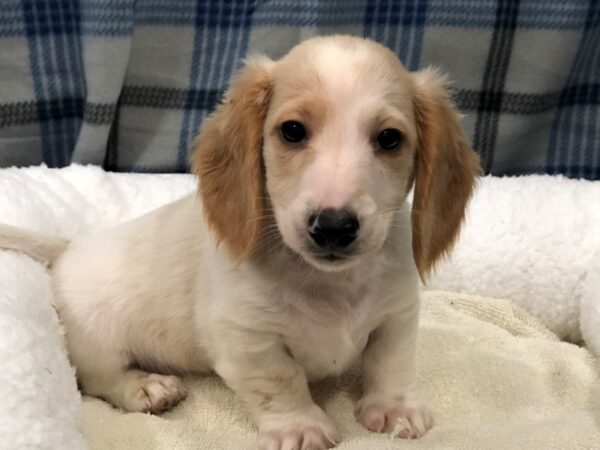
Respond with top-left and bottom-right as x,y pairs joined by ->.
1,0 -> 599,178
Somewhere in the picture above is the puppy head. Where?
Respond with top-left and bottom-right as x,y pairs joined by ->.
192,36 -> 479,279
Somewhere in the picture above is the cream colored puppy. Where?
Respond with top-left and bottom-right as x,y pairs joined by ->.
0,36 -> 479,449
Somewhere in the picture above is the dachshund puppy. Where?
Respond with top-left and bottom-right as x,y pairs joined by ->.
0,35 -> 479,449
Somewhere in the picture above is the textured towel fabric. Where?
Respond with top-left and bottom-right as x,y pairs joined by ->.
81,291 -> 600,450
1,1 -> 600,179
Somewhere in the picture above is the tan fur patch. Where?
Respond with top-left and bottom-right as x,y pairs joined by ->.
190,58 -> 274,260
411,69 -> 481,281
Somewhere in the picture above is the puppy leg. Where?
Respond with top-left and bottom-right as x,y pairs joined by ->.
216,339 -> 338,450
72,344 -> 186,413
356,300 -> 433,439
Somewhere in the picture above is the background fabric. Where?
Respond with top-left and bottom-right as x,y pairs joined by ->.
0,0 -> 599,178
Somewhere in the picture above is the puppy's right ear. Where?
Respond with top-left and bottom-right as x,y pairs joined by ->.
191,57 -> 275,260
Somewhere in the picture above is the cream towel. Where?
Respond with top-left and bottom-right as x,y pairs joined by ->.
81,292 -> 600,450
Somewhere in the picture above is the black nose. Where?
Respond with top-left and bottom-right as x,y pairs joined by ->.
308,208 -> 360,250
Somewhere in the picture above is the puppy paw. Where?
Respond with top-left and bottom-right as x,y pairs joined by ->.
127,373 -> 187,413
258,405 -> 338,450
356,391 -> 432,439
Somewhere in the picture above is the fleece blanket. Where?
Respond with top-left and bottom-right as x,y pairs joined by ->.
427,175 -> 600,352
0,165 -> 599,449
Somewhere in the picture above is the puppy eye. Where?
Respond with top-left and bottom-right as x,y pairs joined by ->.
376,128 -> 402,151
280,121 -> 306,144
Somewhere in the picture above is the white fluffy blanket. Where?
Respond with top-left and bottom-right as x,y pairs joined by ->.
1,165 -> 599,449
429,174 -> 600,352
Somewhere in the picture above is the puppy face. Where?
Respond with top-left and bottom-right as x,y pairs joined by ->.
263,38 -> 418,271
193,36 -> 480,279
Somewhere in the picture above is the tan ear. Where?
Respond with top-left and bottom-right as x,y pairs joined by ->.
191,57 -> 274,260
411,68 -> 481,281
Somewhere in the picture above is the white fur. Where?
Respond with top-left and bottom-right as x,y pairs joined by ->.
263,40 -> 417,277
50,192 -> 426,446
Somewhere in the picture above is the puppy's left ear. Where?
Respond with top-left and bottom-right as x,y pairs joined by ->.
411,68 -> 481,281
191,57 -> 274,260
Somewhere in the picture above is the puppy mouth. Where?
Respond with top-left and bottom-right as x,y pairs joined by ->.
313,251 -> 351,262
304,244 -> 361,269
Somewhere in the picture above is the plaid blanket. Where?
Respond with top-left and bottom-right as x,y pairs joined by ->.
1,0 -> 599,179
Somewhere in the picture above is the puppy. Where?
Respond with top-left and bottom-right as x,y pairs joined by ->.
0,35 -> 479,449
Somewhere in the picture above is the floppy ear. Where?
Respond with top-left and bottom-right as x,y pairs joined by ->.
191,57 -> 274,260
411,68 -> 481,281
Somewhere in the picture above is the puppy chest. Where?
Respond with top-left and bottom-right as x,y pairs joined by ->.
284,323 -> 370,380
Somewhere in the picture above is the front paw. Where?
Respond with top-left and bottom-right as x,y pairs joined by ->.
356,392 -> 432,439
257,405 -> 338,450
